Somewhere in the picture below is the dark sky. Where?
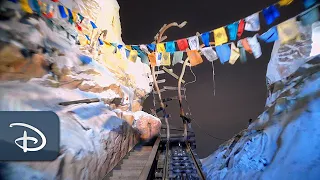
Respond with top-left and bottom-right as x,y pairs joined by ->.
117,0 -> 304,158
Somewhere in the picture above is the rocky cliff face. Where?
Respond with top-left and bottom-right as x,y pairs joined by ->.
201,21 -> 320,180
0,0 -> 160,179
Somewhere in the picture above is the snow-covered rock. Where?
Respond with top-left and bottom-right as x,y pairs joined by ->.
202,20 -> 320,180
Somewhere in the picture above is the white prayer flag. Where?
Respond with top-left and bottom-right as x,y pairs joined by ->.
247,34 -> 262,59
245,13 -> 260,32
200,47 -> 218,62
188,36 -> 200,50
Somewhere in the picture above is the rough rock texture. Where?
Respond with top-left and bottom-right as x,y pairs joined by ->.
0,0 -> 157,179
202,21 -> 320,180
133,111 -> 162,141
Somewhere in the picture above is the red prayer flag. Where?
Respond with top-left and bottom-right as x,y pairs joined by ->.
237,19 -> 245,38
76,24 -> 82,31
177,39 -> 189,51
51,0 -> 59,2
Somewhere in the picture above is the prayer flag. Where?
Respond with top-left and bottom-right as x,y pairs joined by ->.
229,42 -> 240,64
85,35 -> 90,41
214,27 -> 228,46
188,36 -> 200,50
278,0 -> 294,6
72,11 -> 78,22
147,44 -> 156,51
245,13 -> 260,31
300,8 -> 319,26
20,0 -> 33,13
247,35 -> 262,59
227,22 -> 239,41
30,0 -> 40,14
238,19 -> 245,38
148,52 -> 157,67
216,44 -> 231,64
277,18 -> 300,44
201,32 -> 210,47
172,51 -> 184,66
125,45 -> 132,51
241,38 -> 252,54
58,5 -> 67,18
128,50 -> 138,62
118,44 -> 123,49
177,39 -> 189,51
156,43 -> 166,53
156,53 -> 162,66
166,41 -> 176,53
132,46 -> 149,64
263,5 -> 280,25
51,0 -> 59,2
67,8 -> 74,24
78,13 -> 84,23
140,45 -> 150,54
98,38 -> 104,45
303,0 -> 317,8
161,52 -> 171,66
237,40 -> 247,63
9,0 -> 18,3
187,50 -> 203,66
259,26 -> 279,43
200,47 -> 218,62
76,24 -> 82,31
90,21 -> 97,29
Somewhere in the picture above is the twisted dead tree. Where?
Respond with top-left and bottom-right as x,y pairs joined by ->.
151,21 -> 187,142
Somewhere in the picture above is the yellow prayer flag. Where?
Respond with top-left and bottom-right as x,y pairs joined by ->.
161,52 -> 171,66
128,50 -> 138,62
277,18 -> 301,44
125,45 -> 132,50
214,27 -> 228,46
229,42 -> 240,65
148,53 -> 157,67
72,11 -> 78,22
116,48 -> 122,59
156,43 -> 166,53
278,0 -> 294,6
20,0 -> 33,14
187,50 -> 203,66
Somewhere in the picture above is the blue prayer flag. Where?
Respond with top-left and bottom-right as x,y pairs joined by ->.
216,44 -> 231,64
259,26 -> 279,43
98,38 -> 104,45
147,44 -> 156,51
117,44 -> 123,49
90,21 -> 97,29
263,5 -> 280,25
58,5 -> 67,18
85,35 -> 90,41
166,41 -> 176,53
201,32 -> 210,47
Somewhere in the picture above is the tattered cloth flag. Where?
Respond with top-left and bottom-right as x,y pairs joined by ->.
187,50 -> 203,66
229,42 -> 240,65
172,51 -> 184,66
216,44 -> 231,64
200,47 -> 218,62
161,52 -> 171,66
237,40 -> 247,63
156,52 -> 162,66
147,43 -> 156,51
177,39 -> 189,51
78,13 -> 84,23
279,0 -> 294,6
90,21 -> 97,29
247,34 -> 262,59
58,5 -> 67,18
245,13 -> 260,31
125,45 -> 132,50
241,38 -> 253,54
259,26 -> 279,43
201,32 -> 210,47
156,43 -> 166,53
263,5 -> 280,25
148,52 -> 157,67
67,8 -> 74,24
166,41 -> 176,53
303,0 -> 317,8
214,27 -> 228,46
20,0 -> 33,13
132,45 -> 149,65
277,18 -> 300,44
300,7 -> 319,26
128,50 -> 138,62
227,22 -> 239,41
98,38 -> 104,45
238,19 -> 245,38
188,36 -> 200,50
140,45 -> 150,54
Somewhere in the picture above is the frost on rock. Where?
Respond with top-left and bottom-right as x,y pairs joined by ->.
202,21 -> 320,180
